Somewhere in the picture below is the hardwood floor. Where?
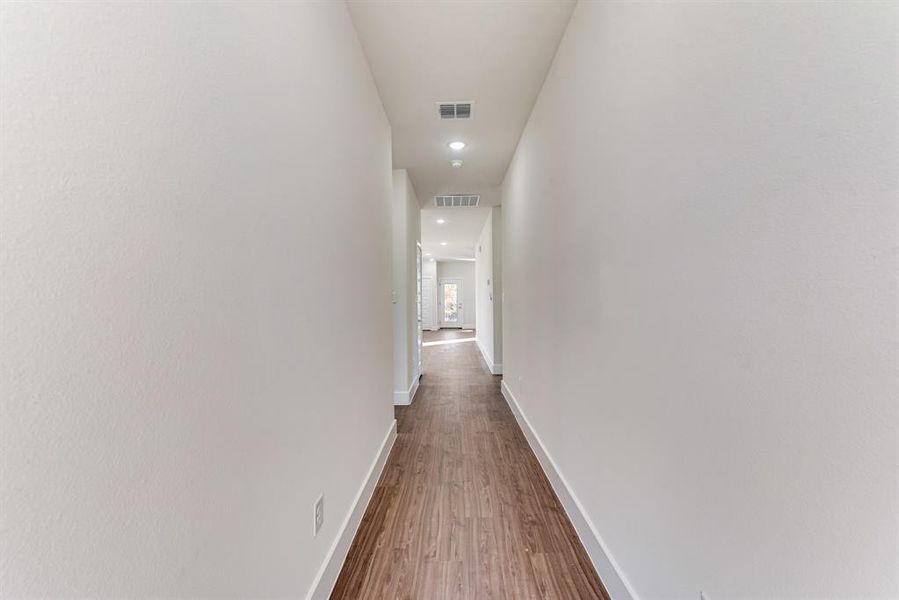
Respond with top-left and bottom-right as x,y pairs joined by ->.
331,328 -> 609,599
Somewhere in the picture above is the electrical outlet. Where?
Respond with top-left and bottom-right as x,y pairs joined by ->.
313,495 -> 324,537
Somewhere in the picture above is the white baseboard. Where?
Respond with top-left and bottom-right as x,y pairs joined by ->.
410,371 -> 420,402
462,322 -> 475,330
500,381 -> 638,600
475,339 -> 503,375
393,373 -> 421,406
306,418 -> 397,600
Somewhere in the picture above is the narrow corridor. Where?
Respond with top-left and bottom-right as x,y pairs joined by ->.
331,329 -> 608,599
3,3 -> 895,598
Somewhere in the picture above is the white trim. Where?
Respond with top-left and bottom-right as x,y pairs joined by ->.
393,372 -> 421,406
462,322 -> 476,330
476,339 -> 503,375
306,419 -> 398,600
500,381 -> 639,600
476,339 -> 491,367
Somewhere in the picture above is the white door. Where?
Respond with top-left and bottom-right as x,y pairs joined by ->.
439,278 -> 463,328
422,276 -> 436,330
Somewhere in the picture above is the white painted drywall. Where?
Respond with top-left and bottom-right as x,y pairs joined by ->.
392,169 -> 422,403
476,212 -> 495,363
502,2 -> 898,599
346,2 -> 576,209
490,207 -> 502,366
0,2 -> 395,597
475,207 -> 503,371
436,260 -> 476,329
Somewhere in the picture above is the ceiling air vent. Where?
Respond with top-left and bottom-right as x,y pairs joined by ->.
435,195 -> 480,207
437,102 -> 472,120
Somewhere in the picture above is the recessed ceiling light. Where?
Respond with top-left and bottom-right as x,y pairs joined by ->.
440,242 -> 448,246
450,159 -> 463,168
436,219 -> 445,224
424,252 -> 431,256
448,141 -> 465,151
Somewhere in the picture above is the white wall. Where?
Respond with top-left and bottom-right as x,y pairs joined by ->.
475,207 -> 503,373
502,2 -> 898,599
491,207 -> 502,366
391,169 -> 421,403
0,2 -> 395,597
436,260 -> 476,329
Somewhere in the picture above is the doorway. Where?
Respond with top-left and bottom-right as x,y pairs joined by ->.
438,278 -> 463,328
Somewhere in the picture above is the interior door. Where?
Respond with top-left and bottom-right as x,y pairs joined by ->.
422,276 -> 435,330
439,278 -> 463,328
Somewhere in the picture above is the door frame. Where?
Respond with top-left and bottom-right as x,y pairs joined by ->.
438,277 -> 464,328
416,244 -> 423,375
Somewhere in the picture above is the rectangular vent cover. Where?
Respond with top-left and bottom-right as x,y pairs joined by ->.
435,195 -> 480,207
437,102 -> 472,119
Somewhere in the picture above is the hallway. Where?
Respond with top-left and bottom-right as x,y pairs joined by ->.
332,329 -> 608,599
2,2 -> 896,598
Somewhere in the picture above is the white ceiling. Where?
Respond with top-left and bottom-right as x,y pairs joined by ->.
348,0 -> 575,259
421,206 -> 490,261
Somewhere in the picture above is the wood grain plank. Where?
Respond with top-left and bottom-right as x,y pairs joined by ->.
330,329 -> 609,599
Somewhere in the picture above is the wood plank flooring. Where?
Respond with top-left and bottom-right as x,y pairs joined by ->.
331,328 -> 609,599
